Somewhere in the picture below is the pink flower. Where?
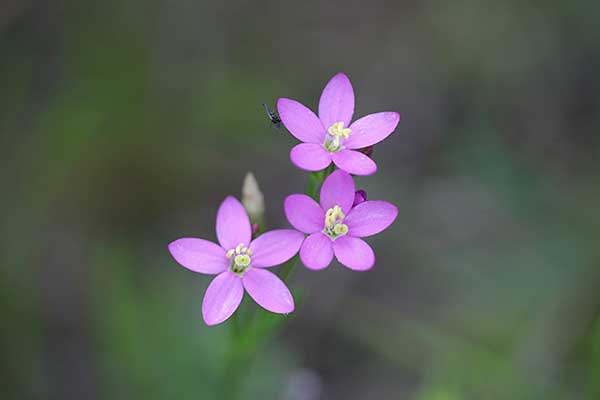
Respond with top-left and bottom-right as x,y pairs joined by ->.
277,72 -> 400,176
169,196 -> 304,325
285,170 -> 398,271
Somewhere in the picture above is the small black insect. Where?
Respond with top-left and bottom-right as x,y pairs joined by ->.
262,103 -> 282,129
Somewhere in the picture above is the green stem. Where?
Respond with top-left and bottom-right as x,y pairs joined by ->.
278,255 -> 298,282
231,308 -> 241,337
306,164 -> 335,201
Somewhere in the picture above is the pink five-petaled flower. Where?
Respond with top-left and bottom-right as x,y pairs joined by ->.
168,196 -> 304,326
284,170 -> 398,271
277,72 -> 400,176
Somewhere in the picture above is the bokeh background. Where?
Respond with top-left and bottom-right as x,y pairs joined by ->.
2,0 -> 600,399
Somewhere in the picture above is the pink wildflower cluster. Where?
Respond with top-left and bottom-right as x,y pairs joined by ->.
169,73 -> 400,325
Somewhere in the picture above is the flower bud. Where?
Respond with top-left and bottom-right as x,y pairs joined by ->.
359,146 -> 374,158
353,189 -> 367,207
242,172 -> 265,224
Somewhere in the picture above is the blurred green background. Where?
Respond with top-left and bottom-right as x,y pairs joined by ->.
2,0 -> 600,399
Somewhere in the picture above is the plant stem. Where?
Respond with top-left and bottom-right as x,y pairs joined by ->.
219,166 -> 336,399
278,255 -> 298,282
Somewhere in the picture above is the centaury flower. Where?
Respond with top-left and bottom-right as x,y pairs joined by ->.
285,170 -> 397,271
169,196 -> 304,325
277,72 -> 400,176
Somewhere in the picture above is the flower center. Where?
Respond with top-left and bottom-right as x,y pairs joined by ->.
226,243 -> 252,275
324,122 -> 351,152
323,205 -> 349,240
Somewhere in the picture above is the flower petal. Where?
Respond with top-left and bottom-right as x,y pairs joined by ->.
332,236 -> 375,271
345,112 -> 400,149
299,232 -> 333,270
202,271 -> 244,326
319,169 -> 355,214
242,268 -> 294,314
216,196 -> 251,250
284,194 -> 325,234
318,72 -> 355,129
345,200 -> 398,237
290,143 -> 332,171
331,149 -> 377,176
277,98 -> 326,144
168,238 -> 228,274
249,229 -> 305,268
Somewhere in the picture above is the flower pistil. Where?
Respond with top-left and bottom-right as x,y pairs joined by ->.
227,243 -> 253,274
323,205 -> 349,239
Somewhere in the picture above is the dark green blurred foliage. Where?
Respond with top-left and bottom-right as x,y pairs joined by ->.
1,0 -> 600,399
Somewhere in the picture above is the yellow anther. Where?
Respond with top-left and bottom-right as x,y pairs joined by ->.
229,243 -> 253,274
326,211 -> 334,227
323,204 -> 350,239
325,216 -> 334,228
235,243 -> 245,254
324,205 -> 346,229
328,122 -> 352,139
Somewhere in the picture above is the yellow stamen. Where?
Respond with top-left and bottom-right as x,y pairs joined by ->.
228,243 -> 253,274
323,204 -> 349,239
324,205 -> 345,228
235,243 -> 245,254
328,122 -> 351,139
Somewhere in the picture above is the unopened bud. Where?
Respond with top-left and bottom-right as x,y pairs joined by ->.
353,189 -> 367,207
242,172 -> 265,223
359,146 -> 374,158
